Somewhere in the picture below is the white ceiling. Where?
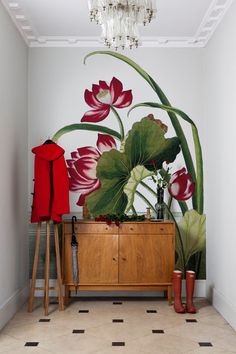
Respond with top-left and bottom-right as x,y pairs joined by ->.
1,0 -> 233,47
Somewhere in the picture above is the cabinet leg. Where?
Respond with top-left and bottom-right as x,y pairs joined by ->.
168,286 -> 172,305
64,286 -> 70,307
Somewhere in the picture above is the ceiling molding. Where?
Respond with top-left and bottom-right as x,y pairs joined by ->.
1,0 -> 233,48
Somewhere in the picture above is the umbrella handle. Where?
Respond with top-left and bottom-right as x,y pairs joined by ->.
72,215 -> 77,235
71,216 -> 78,246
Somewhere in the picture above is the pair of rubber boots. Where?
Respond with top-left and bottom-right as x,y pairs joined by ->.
173,270 -> 196,314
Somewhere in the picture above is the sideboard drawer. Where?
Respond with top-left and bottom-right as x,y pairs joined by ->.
119,222 -> 174,235
63,222 -> 117,235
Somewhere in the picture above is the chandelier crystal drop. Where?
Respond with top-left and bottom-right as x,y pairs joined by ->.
88,1 -> 157,49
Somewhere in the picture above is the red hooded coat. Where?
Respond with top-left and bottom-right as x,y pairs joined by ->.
31,142 -> 70,223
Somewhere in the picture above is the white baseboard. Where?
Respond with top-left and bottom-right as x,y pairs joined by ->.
0,284 -> 29,330
34,279 -> 206,298
213,288 -> 236,331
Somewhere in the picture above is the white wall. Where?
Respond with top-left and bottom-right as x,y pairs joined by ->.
28,47 -> 204,213
204,1 -> 236,330
0,4 -> 28,329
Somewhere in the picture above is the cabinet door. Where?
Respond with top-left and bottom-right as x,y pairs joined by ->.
78,234 -> 118,284
63,233 -> 118,284
119,234 -> 174,283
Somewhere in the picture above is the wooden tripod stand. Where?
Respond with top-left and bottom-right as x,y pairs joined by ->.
28,221 -> 64,316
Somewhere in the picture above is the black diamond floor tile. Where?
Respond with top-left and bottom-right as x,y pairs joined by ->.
112,342 -> 125,346
73,329 -> 85,333
78,310 -> 89,313
199,342 -> 213,347
39,319 -> 50,322
186,319 -> 198,323
152,329 -> 164,333
146,310 -> 157,313
112,319 -> 124,323
25,342 -> 39,347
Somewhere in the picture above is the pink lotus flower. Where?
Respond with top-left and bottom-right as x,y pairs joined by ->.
67,134 -> 117,206
168,167 -> 195,201
81,77 -> 133,123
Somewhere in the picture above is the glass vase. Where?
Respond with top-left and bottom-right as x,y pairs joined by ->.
155,186 -> 165,220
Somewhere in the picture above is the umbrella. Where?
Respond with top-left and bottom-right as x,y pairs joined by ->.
71,216 -> 79,293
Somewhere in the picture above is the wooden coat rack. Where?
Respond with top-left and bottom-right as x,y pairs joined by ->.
28,221 -> 64,315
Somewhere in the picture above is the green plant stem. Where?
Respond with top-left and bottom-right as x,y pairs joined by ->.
52,123 -> 122,142
164,202 -> 186,275
168,196 -> 173,210
135,190 -> 155,213
195,251 -> 202,278
131,205 -> 137,215
192,126 -> 204,214
179,202 -> 188,215
111,106 -> 125,141
140,181 -> 156,197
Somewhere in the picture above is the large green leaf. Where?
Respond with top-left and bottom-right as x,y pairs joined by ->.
124,165 -> 154,212
86,117 -> 180,216
175,210 -> 206,271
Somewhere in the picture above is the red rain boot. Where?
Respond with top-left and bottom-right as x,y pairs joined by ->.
172,270 -> 185,313
186,271 -> 197,313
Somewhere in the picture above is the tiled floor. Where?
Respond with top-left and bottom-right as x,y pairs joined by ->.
0,298 -> 236,354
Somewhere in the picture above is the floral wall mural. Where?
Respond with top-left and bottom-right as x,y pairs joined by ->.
52,51 -> 206,278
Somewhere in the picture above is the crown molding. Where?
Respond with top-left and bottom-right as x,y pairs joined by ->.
1,0 -> 234,48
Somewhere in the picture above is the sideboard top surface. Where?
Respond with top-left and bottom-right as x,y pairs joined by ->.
63,219 -> 175,225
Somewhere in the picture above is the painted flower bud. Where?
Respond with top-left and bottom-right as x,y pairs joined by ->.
168,167 -> 194,201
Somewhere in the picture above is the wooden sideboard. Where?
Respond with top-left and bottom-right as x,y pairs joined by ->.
62,220 -> 175,305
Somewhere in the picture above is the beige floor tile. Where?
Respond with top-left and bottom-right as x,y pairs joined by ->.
92,344 -> 149,354
3,312 -> 41,329
213,332 -> 236,353
0,333 -> 23,353
40,333 -> 110,354
87,321 -> 151,342
167,322 -> 235,347
126,332 -> 198,354
119,314 -> 187,335
0,334 -> 53,354
198,313 -> 231,328
57,314 -> 111,330
3,348 -> 54,354
2,321 -> 71,342
186,349 -> 235,354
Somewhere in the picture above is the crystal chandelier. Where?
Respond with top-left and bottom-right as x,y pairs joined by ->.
88,1 -> 157,49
